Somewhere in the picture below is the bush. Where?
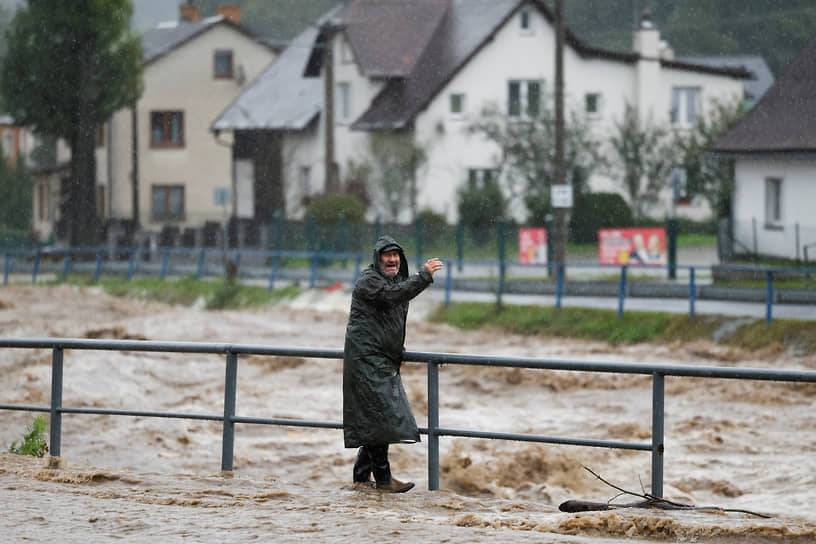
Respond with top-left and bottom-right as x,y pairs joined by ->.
9,415 -> 48,457
417,208 -> 448,245
569,192 -> 633,244
306,193 -> 367,226
457,177 -> 506,246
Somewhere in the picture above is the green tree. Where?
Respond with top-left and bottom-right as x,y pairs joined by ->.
0,148 -> 31,231
456,170 -> 506,246
1,0 -> 143,245
607,104 -> 674,220
468,100 -> 603,226
672,98 -> 745,218
362,131 -> 427,222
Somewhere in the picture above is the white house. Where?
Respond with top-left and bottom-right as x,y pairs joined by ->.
712,33 -> 816,261
31,3 -> 277,244
215,0 -> 749,227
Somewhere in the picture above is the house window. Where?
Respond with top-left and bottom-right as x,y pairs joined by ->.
151,111 -> 184,147
585,93 -> 602,117
152,184 -> 185,219
508,80 -> 542,118
519,7 -> 532,33
670,87 -> 700,126
214,50 -> 233,79
764,177 -> 782,227
449,93 -> 465,118
467,168 -> 498,188
299,166 -> 312,196
336,82 -> 352,123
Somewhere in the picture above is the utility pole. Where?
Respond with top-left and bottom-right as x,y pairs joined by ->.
552,0 -> 569,267
322,23 -> 340,193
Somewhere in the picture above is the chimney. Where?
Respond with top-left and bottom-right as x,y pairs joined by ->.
216,5 -> 241,24
180,2 -> 201,23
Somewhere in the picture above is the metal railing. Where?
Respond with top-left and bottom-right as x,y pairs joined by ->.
2,338 -> 816,496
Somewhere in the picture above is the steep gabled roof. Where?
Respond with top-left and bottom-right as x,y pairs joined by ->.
351,0 -> 749,130
712,34 -> 816,154
141,15 -> 270,65
212,23 -> 323,131
342,0 -> 451,78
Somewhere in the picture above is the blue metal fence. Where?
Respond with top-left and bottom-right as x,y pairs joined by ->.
2,337 -> 815,496
3,247 -> 815,322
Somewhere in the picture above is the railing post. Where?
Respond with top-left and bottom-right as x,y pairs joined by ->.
62,249 -> 72,280
221,350 -> 238,472
617,265 -> 627,318
688,267 -> 696,320
427,361 -> 440,490
93,249 -> 103,282
195,249 -> 205,280
32,248 -> 41,283
50,347 -> 64,458
268,254 -> 279,290
160,249 -> 170,279
127,249 -> 136,281
651,371 -> 664,498
765,270 -> 773,324
555,263 -> 564,310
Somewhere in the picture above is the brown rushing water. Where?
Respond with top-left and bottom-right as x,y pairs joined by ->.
1,285 -> 815,543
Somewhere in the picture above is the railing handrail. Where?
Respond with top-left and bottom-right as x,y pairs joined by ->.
2,337 -> 815,382
3,336 -> 815,497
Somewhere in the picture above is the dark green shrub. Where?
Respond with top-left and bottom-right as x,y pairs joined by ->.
307,193 -> 366,226
457,176 -> 506,246
417,208 -> 448,245
9,415 -> 48,457
569,192 -> 633,244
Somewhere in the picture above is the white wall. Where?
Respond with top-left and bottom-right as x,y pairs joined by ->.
732,156 -> 816,259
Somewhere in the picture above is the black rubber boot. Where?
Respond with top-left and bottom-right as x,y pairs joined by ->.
370,444 -> 414,493
353,446 -> 373,483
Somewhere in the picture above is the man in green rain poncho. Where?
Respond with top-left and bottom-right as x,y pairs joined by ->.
343,235 -> 444,492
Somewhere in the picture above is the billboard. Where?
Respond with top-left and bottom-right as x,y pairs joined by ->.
519,227 -> 548,264
598,228 -> 667,266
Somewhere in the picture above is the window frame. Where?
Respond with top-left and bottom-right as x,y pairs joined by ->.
150,111 -> 185,148
214,49 -> 234,79
336,81 -> 352,123
151,184 -> 186,221
764,176 -> 783,229
508,79 -> 543,119
670,86 -> 701,127
584,92 -> 602,118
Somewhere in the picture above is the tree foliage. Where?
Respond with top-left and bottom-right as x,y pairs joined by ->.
0,148 -> 32,232
607,104 -> 674,220
356,131 -> 427,222
671,98 -> 745,218
1,0 -> 143,245
456,170 -> 506,246
468,100 -> 603,226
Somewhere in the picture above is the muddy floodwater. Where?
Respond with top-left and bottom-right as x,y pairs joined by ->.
1,285 -> 815,543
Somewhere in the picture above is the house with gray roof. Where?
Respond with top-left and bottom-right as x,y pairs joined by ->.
712,34 -> 816,261
213,0 -> 750,225
31,3 -> 277,245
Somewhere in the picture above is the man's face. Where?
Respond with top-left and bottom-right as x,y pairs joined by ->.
380,249 -> 400,278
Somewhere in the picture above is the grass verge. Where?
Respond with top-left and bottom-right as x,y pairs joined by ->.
428,302 -> 816,355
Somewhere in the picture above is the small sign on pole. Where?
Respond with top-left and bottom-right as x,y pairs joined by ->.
551,184 -> 573,208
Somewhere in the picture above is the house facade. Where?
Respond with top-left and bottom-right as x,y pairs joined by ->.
216,0 -> 748,226
31,3 -> 277,244
712,34 -> 816,261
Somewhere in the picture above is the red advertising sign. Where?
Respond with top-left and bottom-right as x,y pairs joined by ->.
519,227 -> 548,264
598,228 -> 667,266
